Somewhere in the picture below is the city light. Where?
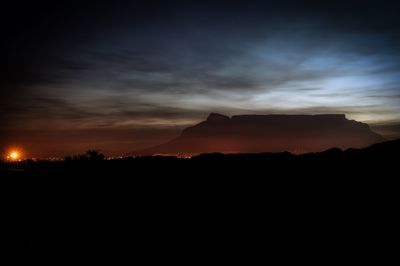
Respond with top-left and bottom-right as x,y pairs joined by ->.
10,152 -> 19,159
6,150 -> 22,161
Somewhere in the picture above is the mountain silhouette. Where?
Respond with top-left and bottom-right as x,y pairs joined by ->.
135,113 -> 385,155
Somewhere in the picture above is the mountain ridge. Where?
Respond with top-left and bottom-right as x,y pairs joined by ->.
134,113 -> 385,155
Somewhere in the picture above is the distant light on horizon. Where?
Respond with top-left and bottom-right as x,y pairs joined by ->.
8,151 -> 20,161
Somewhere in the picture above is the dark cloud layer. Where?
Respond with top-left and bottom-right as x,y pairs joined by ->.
1,0 -> 400,156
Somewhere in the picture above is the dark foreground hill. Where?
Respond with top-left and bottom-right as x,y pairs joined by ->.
3,139 -> 399,256
1,138 -> 397,178
136,113 -> 385,155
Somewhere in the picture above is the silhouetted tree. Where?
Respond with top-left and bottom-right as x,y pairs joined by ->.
67,150 -> 105,161
85,150 -> 105,161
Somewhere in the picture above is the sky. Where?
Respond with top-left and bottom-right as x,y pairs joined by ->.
1,0 -> 400,157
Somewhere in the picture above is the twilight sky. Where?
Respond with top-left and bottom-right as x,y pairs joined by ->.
1,0 -> 400,157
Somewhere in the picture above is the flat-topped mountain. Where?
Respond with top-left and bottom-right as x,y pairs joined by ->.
135,113 -> 385,155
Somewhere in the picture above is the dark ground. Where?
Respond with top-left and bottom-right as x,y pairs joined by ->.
2,139 -> 399,260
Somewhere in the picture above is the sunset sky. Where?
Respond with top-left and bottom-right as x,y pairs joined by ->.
1,0 -> 400,157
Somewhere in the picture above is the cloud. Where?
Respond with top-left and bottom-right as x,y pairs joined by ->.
2,0 -> 400,132
2,0 -> 400,157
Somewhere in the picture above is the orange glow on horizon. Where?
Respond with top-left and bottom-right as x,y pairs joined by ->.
10,152 -> 19,159
6,149 -> 23,161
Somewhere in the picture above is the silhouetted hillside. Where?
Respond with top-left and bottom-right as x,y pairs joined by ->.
1,138 -> 397,178
3,139 -> 399,253
136,113 -> 384,155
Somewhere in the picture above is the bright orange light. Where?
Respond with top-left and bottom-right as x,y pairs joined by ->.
7,150 -> 21,161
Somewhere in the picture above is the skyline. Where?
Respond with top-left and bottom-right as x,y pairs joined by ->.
1,0 -> 400,157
